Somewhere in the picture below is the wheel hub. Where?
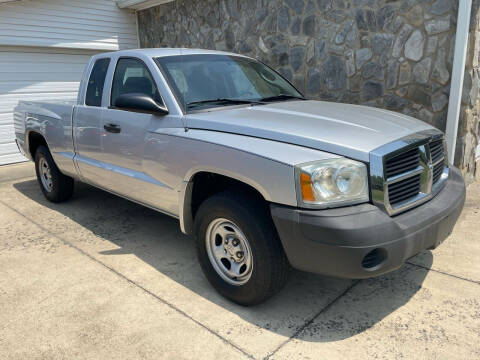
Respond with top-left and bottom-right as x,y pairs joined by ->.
224,236 -> 243,261
38,157 -> 53,192
205,218 -> 253,286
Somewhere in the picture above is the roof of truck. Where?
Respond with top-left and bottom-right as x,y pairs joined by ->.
99,48 -> 247,59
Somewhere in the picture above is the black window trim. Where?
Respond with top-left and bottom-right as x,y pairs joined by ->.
109,56 -> 167,112
153,56 -> 189,114
84,57 -> 111,107
257,58 -> 305,98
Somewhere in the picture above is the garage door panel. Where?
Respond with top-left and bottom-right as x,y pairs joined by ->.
0,142 -> 20,155
0,63 -> 85,75
0,52 -> 92,64
0,81 -> 79,95
0,124 -> 15,144
0,92 -> 78,106
0,152 -> 26,165
0,113 -> 15,126
1,61 -> 87,73
0,72 -> 84,82
0,113 -> 13,125
0,47 -> 99,165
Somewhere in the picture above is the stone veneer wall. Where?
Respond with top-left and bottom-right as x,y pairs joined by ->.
138,0 -> 478,181
462,2 -> 480,182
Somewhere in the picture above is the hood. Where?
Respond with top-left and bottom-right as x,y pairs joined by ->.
185,100 -> 434,162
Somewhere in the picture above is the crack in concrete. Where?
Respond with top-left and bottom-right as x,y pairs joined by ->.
0,199 -> 256,360
263,280 -> 361,360
264,258 -> 480,359
406,261 -> 480,285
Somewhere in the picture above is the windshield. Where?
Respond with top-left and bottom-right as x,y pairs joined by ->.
155,54 -> 304,111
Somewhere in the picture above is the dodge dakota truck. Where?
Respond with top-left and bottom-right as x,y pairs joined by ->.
14,49 -> 466,305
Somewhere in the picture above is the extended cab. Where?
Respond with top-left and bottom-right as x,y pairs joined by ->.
14,49 -> 466,305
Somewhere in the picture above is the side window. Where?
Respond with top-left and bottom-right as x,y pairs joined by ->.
85,58 -> 110,107
111,58 -> 163,107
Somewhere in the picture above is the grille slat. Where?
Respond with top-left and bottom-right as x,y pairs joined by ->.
385,148 -> 420,178
430,140 -> 444,163
432,162 -> 444,184
389,181 -> 421,197
387,156 -> 420,170
389,187 -> 421,201
386,159 -> 420,177
390,177 -> 417,190
390,193 -> 418,204
388,174 -> 421,205
431,148 -> 443,159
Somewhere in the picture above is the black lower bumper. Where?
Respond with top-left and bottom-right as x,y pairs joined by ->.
271,167 -> 466,279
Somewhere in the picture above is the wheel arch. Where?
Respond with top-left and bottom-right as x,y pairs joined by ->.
179,169 -> 271,235
27,130 -> 49,160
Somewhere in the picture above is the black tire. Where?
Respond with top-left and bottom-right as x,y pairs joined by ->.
34,145 -> 74,203
194,191 -> 289,306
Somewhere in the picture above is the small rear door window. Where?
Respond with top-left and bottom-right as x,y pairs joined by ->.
85,58 -> 111,107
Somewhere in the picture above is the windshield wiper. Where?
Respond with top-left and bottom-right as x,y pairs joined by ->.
187,98 -> 261,108
257,94 -> 306,102
186,95 -> 304,109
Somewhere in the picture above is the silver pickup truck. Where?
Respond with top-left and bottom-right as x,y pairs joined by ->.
14,49 -> 466,305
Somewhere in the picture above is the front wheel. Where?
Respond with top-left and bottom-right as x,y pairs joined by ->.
194,192 -> 289,306
34,145 -> 74,202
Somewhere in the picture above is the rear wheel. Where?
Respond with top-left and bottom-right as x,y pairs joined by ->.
34,145 -> 74,202
194,192 -> 289,306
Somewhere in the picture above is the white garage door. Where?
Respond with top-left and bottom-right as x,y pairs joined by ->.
0,46 -> 99,165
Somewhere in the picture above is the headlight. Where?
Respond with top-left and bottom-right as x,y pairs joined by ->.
296,158 -> 369,208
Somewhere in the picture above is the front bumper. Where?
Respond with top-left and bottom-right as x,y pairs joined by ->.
271,167 -> 466,279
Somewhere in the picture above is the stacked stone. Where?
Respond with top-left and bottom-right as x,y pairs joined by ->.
460,0 -> 480,182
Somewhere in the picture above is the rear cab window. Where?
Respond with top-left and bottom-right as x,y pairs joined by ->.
85,58 -> 111,107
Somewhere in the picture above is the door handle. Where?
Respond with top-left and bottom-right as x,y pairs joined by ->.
104,123 -> 121,133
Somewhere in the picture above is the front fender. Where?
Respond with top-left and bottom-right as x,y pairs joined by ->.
178,166 -> 282,234
183,166 -> 273,201
151,129 -> 340,234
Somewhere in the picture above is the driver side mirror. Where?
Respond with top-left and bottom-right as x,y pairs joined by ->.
112,93 -> 168,115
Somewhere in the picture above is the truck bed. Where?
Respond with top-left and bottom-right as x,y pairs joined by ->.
14,99 -> 76,176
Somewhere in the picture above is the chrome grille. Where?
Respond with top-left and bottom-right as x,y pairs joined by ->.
370,130 -> 449,216
388,174 -> 421,205
432,162 -> 444,185
385,147 -> 420,178
430,139 -> 444,163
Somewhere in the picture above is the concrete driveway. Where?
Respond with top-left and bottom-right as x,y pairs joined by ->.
1,162 -> 479,359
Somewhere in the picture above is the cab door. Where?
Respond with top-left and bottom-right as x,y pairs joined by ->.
97,57 -> 178,211
73,57 -> 110,185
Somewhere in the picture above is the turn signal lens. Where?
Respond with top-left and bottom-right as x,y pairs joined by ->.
300,172 -> 315,202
